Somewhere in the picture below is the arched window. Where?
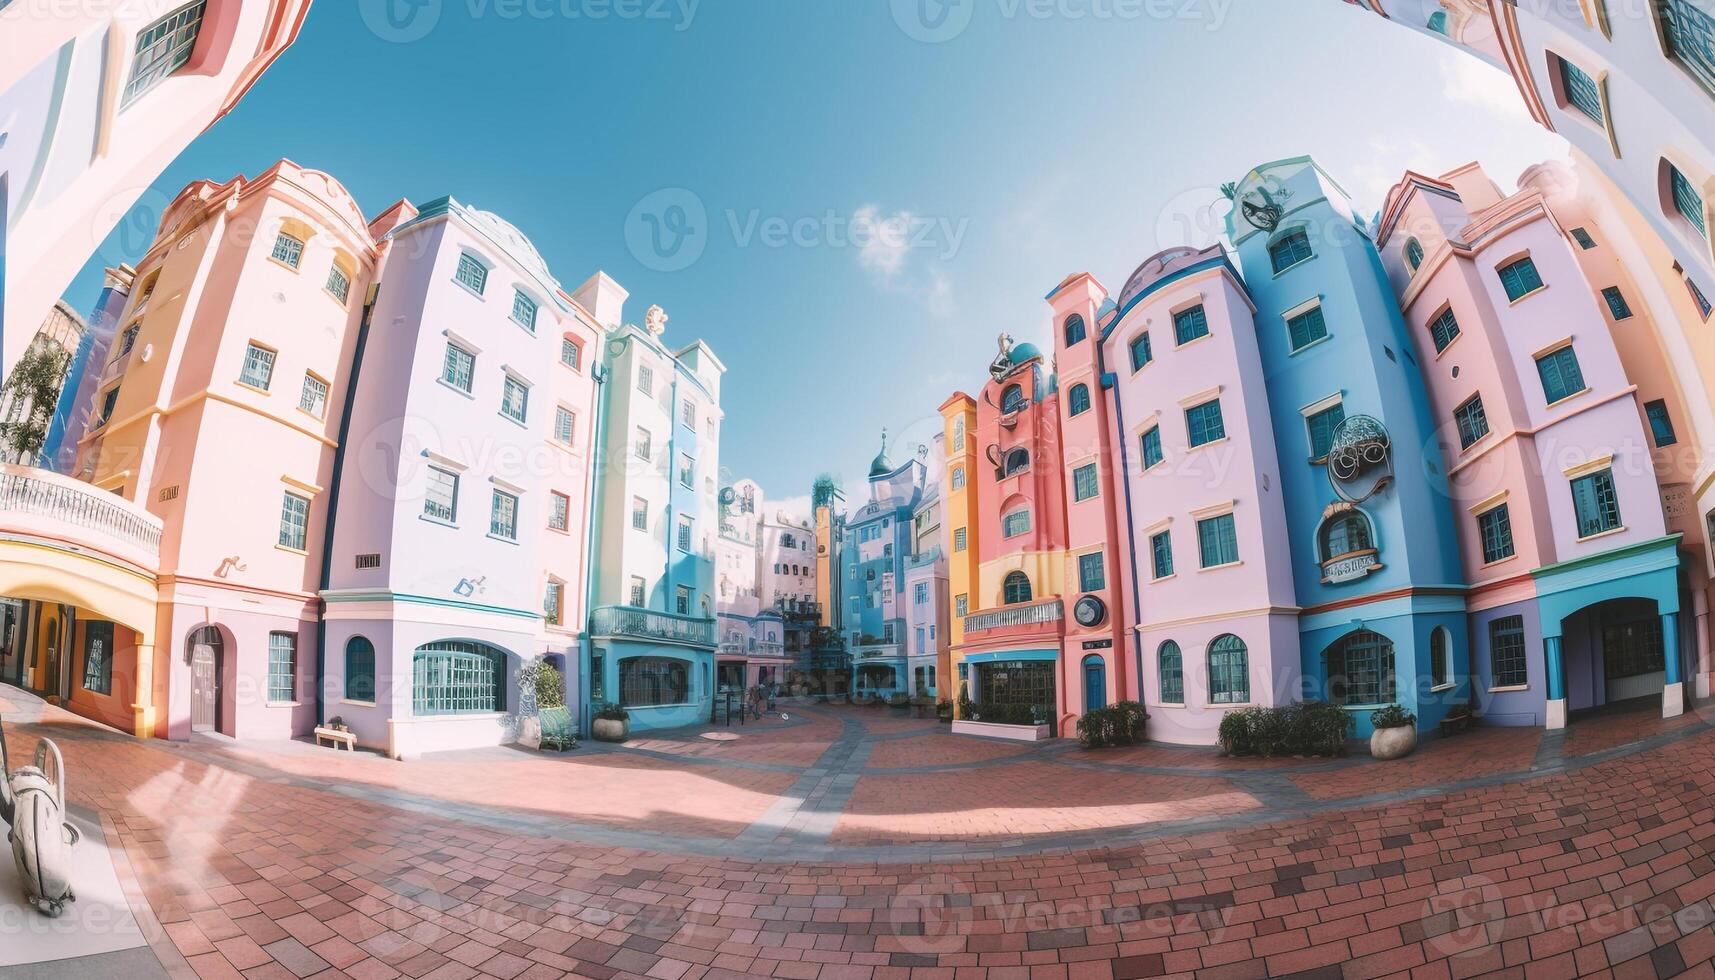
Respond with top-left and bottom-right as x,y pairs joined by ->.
1427,10 -> 1449,35
413,640 -> 506,715
1158,641 -> 1184,704
1001,384 -> 1027,414
1324,630 -> 1396,706
1430,626 -> 1452,688
1208,635 -> 1249,704
1068,383 -> 1091,417
1002,508 -> 1031,537
345,636 -> 376,702
1004,448 -> 1030,476
1405,237 -> 1425,271
1318,510 -> 1375,563
1002,571 -> 1033,605
1064,313 -> 1087,347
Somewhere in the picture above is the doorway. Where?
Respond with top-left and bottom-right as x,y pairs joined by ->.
1083,655 -> 1107,711
189,626 -> 223,734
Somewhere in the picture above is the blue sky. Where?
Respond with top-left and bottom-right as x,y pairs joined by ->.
66,0 -> 1565,511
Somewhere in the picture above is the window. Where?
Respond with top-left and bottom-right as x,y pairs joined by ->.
953,417 -> 966,451
1306,402 -> 1345,460
1150,530 -> 1173,579
267,632 -> 297,703
120,0 -> 207,106
81,621 -> 113,695
326,264 -> 351,303
455,253 -> 488,294
1129,332 -> 1153,371
1603,618 -> 1666,680
1002,509 -> 1031,537
96,386 -> 121,428
1427,9 -> 1448,34
914,582 -> 929,604
1068,383 -> 1091,417
549,491 -> 570,531
677,515 -> 694,551
1269,230 -> 1312,274
299,374 -> 329,419
1002,571 -> 1032,605
1498,257 -> 1544,301
1004,448 -> 1030,475
1535,345 -> 1586,404
1670,164 -> 1707,237
1325,630 -> 1396,707
1140,426 -> 1163,469
1404,238 -> 1424,271
1602,286 -> 1633,320
1477,504 -> 1515,564
1571,227 -> 1597,250
544,581 -> 563,625
1197,513 -> 1239,568
346,636 -> 376,702
635,427 -> 652,461
629,576 -> 646,606
1454,395 -> 1490,449
271,233 -> 304,269
1072,463 -> 1099,502
561,337 -> 582,369
1557,56 -> 1604,122
1430,627 -> 1452,689
501,375 -> 529,423
278,492 -> 309,551
1659,0 -> 1715,99
1429,308 -> 1461,354
1064,313 -> 1086,346
1173,305 -> 1209,345
1690,277 -> 1714,319
637,364 -> 654,395
1078,552 -> 1105,592
414,641 -> 503,715
119,324 -> 140,358
1318,510 -> 1373,562
675,586 -> 693,615
1489,615 -> 1527,688
1001,384 -> 1027,414
679,453 -> 695,488
554,406 -> 575,444
955,594 -> 968,617
1645,400 -> 1678,446
442,342 -> 475,393
425,466 -> 458,522
1158,641 -> 1183,704
1287,305 -> 1327,352
1185,399 -> 1225,447
681,397 -> 696,429
1571,468 -> 1621,537
953,528 -> 967,551
240,343 -> 277,390
951,466 -> 966,491
1208,635 -> 1249,704
621,657 -> 689,707
490,490 -> 519,540
511,290 -> 538,330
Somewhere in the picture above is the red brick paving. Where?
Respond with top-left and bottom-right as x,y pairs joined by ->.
1563,704 -> 1705,758
864,734 -> 1031,769
1291,726 -> 1544,801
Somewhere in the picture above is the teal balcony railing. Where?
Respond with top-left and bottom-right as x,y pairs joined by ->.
590,604 -> 716,648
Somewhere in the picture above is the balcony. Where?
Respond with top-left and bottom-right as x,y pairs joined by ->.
964,598 -> 1063,634
717,640 -> 786,659
0,464 -> 162,565
590,604 -> 716,648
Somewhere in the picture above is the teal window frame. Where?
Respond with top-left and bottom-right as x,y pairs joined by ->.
278,491 -> 309,551
424,466 -> 458,522
299,373 -> 329,418
120,0 -> 208,107
1558,57 -> 1604,122
1077,552 -> 1105,592
1498,257 -> 1544,301
1454,395 -> 1490,449
554,405 -> 575,444
1404,238 -> 1424,270
1068,383 -> 1091,416
1571,227 -> 1597,249
1140,426 -> 1163,469
1129,331 -> 1153,371
271,233 -> 304,269
414,641 -> 504,715
1000,384 -> 1027,414
240,343 -> 277,390
1477,504 -> 1515,564
1535,345 -> 1586,404
1063,313 -> 1086,346
1306,402 -> 1345,461
1671,164 -> 1708,237
326,264 -> 351,303
1269,230 -> 1312,274
267,631 -> 297,704
1646,399 -> 1679,446
501,375 -> 529,423
1002,571 -> 1032,605
1173,305 -> 1209,345
442,342 -> 475,393
1287,305 -> 1328,352
1208,635 -> 1249,704
1157,641 -> 1184,703
1072,463 -> 1099,502
455,253 -> 489,294
490,489 -> 519,540
1185,399 -> 1225,447
345,636 -> 376,702
1429,307 -> 1461,353
511,289 -> 539,331
81,621 -> 114,695
1489,615 -> 1527,688
1602,286 -> 1633,320
1002,509 -> 1031,538
1659,0 -> 1715,100
1149,530 -> 1173,579
1570,468 -> 1621,538
954,527 -> 967,551
1196,513 -> 1239,568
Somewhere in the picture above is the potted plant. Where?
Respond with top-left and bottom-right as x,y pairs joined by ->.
935,699 -> 953,723
1369,704 -> 1417,760
593,702 -> 630,742
516,657 -> 565,749
326,715 -> 350,734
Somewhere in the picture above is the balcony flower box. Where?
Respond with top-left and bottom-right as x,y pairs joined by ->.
952,719 -> 1053,741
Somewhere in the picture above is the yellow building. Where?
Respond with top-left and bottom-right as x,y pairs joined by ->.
939,393 -> 979,707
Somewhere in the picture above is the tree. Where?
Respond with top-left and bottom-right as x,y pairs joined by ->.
0,343 -> 71,463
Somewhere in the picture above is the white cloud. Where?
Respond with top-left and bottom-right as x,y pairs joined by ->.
1441,52 -> 1533,123
854,204 -> 913,278
851,203 -> 957,318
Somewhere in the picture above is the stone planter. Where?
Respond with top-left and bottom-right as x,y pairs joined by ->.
1369,724 -> 1417,760
952,719 -> 1054,742
592,718 -> 630,743
519,715 -> 542,750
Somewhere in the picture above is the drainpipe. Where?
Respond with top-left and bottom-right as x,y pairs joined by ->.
1101,358 -> 1146,705
578,361 -> 608,739
313,285 -> 380,729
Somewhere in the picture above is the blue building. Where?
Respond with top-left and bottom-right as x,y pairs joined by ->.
835,432 -> 928,698
1225,157 -> 1471,737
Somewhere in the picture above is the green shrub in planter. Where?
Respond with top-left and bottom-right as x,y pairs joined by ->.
1371,704 -> 1416,729
1218,701 -> 1351,757
1076,701 -> 1150,748
595,702 -> 629,721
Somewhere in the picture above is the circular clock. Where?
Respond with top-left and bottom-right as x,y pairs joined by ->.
1073,595 -> 1106,628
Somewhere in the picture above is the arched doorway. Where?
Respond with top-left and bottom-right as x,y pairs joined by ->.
1082,655 -> 1107,711
1561,598 -> 1668,713
187,626 -> 224,734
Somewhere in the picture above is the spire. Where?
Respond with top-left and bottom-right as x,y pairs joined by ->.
869,427 -> 893,477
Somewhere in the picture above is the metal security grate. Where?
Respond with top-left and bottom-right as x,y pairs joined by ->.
413,641 -> 504,715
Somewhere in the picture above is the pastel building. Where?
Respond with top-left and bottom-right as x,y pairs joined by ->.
715,478 -> 788,691
757,507 -> 818,676
905,442 -> 949,699
1379,161 -> 1694,726
43,265 -> 133,474
1225,157 -> 1470,738
0,301 -> 87,462
836,433 -> 928,697
584,305 -> 725,732
1,0 -> 312,372
1089,248 -> 1300,743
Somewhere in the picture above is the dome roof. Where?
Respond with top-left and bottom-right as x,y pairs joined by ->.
1010,342 -> 1044,366
1115,245 -> 1219,311
869,429 -> 893,477
470,208 -> 553,285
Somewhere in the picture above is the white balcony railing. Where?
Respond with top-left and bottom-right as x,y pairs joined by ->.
0,464 -> 162,560
964,598 -> 1063,634
590,604 -> 716,648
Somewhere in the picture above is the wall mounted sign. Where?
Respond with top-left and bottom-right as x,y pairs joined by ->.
1327,414 -> 1393,504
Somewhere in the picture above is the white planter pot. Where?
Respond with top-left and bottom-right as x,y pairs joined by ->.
1370,724 -> 1417,760
519,716 -> 542,750
952,719 -> 1054,742
592,718 -> 630,743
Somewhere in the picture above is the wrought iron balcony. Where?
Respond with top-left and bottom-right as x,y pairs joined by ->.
590,604 -> 716,648
964,598 -> 1063,634
0,464 -> 163,562
717,640 -> 786,658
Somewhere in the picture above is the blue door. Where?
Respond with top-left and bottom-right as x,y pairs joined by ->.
1083,656 -> 1107,711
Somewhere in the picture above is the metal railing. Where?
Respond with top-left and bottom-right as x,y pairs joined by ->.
0,465 -> 163,556
964,598 -> 1063,634
590,604 -> 716,647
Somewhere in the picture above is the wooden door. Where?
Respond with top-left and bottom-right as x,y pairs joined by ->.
191,640 -> 219,733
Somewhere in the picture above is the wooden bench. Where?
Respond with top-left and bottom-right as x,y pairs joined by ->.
314,726 -> 356,751
1438,713 -> 1473,738
539,706 -> 577,752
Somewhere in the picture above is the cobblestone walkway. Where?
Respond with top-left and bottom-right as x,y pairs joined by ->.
3,688 -> 1715,979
